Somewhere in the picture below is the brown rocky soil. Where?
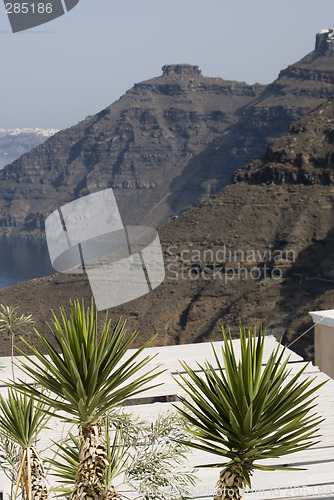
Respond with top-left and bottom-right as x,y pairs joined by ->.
1,180 -> 333,361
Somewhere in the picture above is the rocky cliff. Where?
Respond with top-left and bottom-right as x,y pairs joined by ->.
2,32 -> 334,235
233,98 -> 334,185
0,64 -> 263,233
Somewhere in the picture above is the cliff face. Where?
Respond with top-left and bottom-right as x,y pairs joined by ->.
2,32 -> 334,236
233,99 -> 334,185
0,64 -> 263,233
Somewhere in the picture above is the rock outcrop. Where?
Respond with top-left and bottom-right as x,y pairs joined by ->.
233,99 -> 334,185
161,64 -> 202,76
316,29 -> 334,54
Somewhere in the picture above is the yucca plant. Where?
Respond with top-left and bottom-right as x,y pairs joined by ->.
0,388 -> 50,500
46,409 -> 196,500
12,300 -> 163,500
175,325 -> 326,500
46,426 -> 127,499
0,304 -> 33,381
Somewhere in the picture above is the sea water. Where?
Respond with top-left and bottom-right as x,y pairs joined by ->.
0,236 -> 54,289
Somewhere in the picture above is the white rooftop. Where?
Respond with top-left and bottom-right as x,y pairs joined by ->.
309,309 -> 334,328
0,336 -> 333,500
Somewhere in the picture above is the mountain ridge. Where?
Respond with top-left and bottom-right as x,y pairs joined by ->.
0,64 -> 263,233
2,32 -> 334,235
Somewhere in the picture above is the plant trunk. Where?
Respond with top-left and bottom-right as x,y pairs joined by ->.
214,464 -> 247,500
11,333 -> 15,382
17,446 -> 48,500
106,485 -> 123,499
70,421 -> 113,500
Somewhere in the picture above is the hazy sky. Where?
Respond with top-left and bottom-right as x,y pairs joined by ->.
1,0 -> 334,130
